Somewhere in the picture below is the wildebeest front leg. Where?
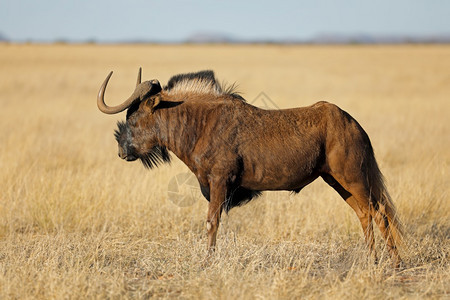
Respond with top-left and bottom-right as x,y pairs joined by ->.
206,179 -> 225,252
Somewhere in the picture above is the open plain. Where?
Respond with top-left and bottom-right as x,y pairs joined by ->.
0,44 -> 449,298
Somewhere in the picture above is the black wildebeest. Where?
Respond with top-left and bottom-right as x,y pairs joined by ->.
97,68 -> 404,267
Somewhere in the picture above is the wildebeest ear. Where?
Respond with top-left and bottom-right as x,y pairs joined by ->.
144,94 -> 161,113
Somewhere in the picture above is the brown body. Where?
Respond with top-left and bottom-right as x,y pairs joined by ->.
97,69 -> 404,267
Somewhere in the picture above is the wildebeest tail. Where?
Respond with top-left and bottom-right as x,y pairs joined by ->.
367,150 -> 404,248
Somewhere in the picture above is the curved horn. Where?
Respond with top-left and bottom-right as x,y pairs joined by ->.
97,70 -> 139,114
136,67 -> 142,87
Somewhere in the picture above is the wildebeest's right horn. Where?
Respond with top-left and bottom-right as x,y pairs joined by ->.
97,69 -> 142,114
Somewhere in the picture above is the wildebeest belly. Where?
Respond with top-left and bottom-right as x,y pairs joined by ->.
240,144 -> 323,191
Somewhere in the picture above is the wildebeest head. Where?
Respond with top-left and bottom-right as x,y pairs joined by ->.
97,68 -> 170,168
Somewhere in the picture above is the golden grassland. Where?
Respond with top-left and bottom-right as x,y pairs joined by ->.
0,44 -> 449,299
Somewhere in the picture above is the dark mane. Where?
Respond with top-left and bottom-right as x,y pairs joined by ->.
164,70 -> 241,99
165,70 -> 217,91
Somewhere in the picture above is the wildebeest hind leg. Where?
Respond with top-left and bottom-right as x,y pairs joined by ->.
322,174 -> 377,263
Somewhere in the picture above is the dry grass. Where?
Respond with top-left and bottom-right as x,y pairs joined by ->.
0,44 -> 449,299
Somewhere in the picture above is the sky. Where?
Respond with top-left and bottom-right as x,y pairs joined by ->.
0,0 -> 449,42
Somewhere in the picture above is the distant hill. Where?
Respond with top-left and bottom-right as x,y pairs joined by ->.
185,32 -> 234,44
183,31 -> 450,44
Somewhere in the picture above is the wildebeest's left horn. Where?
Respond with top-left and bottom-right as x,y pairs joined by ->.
97,69 -> 142,114
136,67 -> 142,87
